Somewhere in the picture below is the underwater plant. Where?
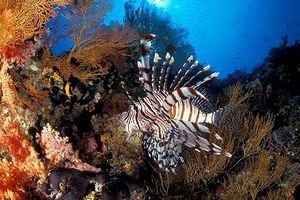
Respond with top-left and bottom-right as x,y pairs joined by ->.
120,35 -> 233,173
42,0 -> 139,83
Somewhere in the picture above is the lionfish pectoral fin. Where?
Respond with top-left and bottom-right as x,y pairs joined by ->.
171,119 -> 222,141
178,130 -> 231,157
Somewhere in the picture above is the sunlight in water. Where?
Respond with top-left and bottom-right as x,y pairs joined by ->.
147,0 -> 170,8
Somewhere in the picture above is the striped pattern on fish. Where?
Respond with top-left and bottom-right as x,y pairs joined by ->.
119,35 -> 232,172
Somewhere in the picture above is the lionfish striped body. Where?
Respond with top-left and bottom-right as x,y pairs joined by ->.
120,36 -> 231,172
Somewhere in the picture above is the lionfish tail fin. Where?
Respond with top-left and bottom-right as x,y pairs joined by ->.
212,104 -> 246,135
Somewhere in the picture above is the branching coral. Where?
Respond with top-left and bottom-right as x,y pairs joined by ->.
216,82 -> 252,107
36,123 -> 99,172
25,84 -> 49,106
243,113 -> 274,156
217,83 -> 274,156
184,132 -> 234,185
0,63 -> 32,113
258,182 -> 298,200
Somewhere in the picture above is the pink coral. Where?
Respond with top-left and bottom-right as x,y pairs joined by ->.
36,124 -> 99,172
36,123 -> 74,165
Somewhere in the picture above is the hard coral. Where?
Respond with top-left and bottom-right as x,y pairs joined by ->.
0,42 -> 38,66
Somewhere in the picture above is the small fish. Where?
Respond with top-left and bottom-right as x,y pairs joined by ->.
51,72 -> 63,83
64,82 -> 72,99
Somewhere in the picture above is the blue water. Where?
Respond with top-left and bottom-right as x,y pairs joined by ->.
50,0 -> 300,78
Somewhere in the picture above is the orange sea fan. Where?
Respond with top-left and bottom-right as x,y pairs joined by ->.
0,0 -> 69,48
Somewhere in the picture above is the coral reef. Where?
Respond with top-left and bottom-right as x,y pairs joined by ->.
0,0 -> 299,199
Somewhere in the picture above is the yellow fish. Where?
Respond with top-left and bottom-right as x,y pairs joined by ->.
64,82 -> 72,99
51,72 -> 62,82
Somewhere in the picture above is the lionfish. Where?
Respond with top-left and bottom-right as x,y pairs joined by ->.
120,34 -> 232,172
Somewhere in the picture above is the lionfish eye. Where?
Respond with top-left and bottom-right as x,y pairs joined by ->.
59,182 -> 66,193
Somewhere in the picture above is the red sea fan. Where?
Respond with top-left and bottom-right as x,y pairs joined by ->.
102,94 -> 130,116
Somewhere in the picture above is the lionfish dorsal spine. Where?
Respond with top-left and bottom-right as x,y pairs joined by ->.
169,54 -> 194,90
163,56 -> 174,90
152,52 -> 161,90
192,72 -> 220,89
138,58 -> 160,109
120,81 -> 137,106
183,64 -> 211,87
158,52 -> 171,90
174,59 -> 199,89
